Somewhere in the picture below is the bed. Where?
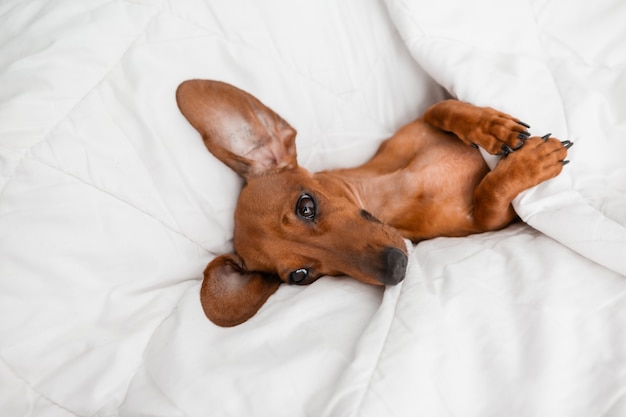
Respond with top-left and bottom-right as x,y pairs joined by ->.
1,0 -> 625,415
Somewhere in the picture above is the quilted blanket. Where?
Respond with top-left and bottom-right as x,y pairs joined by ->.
1,0 -> 624,416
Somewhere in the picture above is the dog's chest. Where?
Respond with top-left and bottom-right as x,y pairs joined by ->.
373,148 -> 489,239
404,144 -> 487,199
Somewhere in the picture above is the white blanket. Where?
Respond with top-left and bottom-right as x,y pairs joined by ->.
1,0 -> 624,416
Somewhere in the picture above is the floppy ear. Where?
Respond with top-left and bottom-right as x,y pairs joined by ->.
200,254 -> 281,327
176,79 -> 298,179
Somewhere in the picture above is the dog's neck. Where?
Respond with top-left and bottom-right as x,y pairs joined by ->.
315,169 -> 408,223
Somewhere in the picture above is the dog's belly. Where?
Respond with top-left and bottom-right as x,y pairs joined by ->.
383,144 -> 490,241
325,121 -> 498,242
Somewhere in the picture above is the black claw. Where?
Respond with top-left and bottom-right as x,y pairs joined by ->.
561,140 -> 574,149
501,144 -> 514,154
541,133 -> 552,140
518,131 -> 531,139
517,120 -> 531,129
470,143 -> 479,149
561,160 -> 570,166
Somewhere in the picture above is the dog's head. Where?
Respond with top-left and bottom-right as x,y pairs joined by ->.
176,80 -> 407,326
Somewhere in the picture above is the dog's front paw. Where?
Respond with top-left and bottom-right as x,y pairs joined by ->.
467,108 -> 531,155
498,136 -> 572,191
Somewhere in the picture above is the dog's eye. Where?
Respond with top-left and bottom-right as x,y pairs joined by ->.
289,268 -> 309,285
296,194 -> 316,221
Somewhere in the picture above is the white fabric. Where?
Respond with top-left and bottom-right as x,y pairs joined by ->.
385,0 -> 626,277
0,0 -> 624,416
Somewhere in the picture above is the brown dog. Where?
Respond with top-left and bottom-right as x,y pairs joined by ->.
176,80 -> 571,326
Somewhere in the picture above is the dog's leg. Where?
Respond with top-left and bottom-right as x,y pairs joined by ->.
472,136 -> 568,230
423,100 -> 531,155
424,100 -> 569,230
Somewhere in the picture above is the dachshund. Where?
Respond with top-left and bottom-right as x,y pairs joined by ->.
176,80 -> 571,326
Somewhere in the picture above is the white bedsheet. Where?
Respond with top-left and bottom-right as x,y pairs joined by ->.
1,0 -> 624,416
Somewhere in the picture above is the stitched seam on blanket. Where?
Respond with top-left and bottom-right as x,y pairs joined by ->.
36,1 -> 168,143
1,0 -> 166,177
19,152 -> 214,254
0,1 -> 215,253
0,0 -> 167,202
168,10 -> 393,131
0,353 -> 82,417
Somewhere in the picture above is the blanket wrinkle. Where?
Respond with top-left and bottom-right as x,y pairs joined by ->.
117,369 -> 186,417
0,145 -> 24,198
117,305 -> 185,416
320,242 -> 414,417
350,285 -> 403,417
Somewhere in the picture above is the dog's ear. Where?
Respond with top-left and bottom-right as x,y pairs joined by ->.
200,254 -> 281,327
176,79 -> 298,179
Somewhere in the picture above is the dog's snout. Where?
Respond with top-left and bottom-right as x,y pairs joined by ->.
382,247 -> 407,285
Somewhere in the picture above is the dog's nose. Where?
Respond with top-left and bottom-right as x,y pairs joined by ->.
382,247 -> 407,285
